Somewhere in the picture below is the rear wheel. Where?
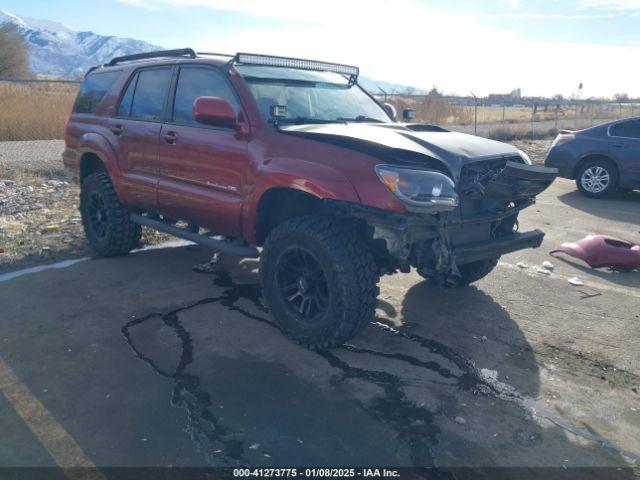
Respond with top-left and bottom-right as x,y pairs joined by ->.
260,215 -> 379,349
576,159 -> 618,198
80,172 -> 141,257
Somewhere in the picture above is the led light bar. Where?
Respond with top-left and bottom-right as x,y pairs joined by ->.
236,53 -> 359,78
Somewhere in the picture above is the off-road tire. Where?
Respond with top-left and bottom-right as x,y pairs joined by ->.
419,257 -> 499,287
455,257 -> 499,286
80,172 -> 141,257
576,159 -> 618,198
260,215 -> 379,349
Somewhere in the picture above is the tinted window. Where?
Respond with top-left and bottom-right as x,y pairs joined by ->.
130,68 -> 172,121
173,67 -> 239,126
73,71 -> 121,114
117,73 -> 138,117
610,120 -> 640,139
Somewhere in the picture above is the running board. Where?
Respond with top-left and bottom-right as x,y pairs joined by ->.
130,213 -> 260,258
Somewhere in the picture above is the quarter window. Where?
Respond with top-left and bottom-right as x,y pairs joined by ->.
117,73 -> 138,117
129,68 -> 172,121
173,67 -> 239,126
73,71 -> 121,114
610,120 -> 640,139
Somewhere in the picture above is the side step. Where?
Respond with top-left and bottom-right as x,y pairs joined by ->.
130,213 -> 260,258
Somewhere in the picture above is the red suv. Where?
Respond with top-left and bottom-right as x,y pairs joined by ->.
64,49 -> 557,348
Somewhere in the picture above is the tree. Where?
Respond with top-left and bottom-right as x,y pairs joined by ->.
614,93 -> 630,103
0,23 -> 30,78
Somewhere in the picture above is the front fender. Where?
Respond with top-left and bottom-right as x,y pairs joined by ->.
242,157 -> 361,244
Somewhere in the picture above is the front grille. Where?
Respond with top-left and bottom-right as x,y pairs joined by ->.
458,155 -> 523,198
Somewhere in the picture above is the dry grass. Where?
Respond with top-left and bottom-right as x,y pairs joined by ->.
0,81 -> 77,141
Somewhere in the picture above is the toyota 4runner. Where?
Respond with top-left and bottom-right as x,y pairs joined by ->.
63,48 -> 558,348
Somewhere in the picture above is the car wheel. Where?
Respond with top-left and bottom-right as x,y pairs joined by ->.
260,215 -> 379,349
80,172 -> 141,257
576,160 -> 618,198
418,257 -> 499,287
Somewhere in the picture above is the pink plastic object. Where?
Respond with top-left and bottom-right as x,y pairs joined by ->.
550,235 -> 640,271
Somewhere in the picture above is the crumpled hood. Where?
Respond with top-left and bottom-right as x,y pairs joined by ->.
281,123 -> 521,180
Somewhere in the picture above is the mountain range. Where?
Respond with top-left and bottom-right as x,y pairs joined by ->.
0,9 -> 425,93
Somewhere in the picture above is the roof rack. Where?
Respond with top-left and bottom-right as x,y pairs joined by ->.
106,48 -> 197,67
197,52 -> 234,58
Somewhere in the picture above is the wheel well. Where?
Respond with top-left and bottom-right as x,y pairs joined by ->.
79,153 -> 106,182
255,188 -> 324,245
572,154 -> 618,179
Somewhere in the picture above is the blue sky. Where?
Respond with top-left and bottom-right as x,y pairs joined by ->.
2,0 -> 640,96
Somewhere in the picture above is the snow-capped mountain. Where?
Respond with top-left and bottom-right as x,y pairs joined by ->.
0,9 -> 161,78
0,9 -> 426,93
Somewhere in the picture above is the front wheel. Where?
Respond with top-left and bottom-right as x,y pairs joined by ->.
576,160 -> 618,198
260,215 -> 379,349
419,257 -> 499,287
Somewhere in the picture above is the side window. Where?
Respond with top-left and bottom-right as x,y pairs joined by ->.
73,71 -> 121,114
173,67 -> 239,126
130,68 -> 172,121
117,73 -> 138,117
610,120 -> 640,139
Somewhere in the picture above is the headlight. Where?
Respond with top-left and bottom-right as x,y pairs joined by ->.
517,149 -> 532,165
375,165 -> 458,211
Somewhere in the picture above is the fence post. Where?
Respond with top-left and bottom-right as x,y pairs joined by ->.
531,103 -> 535,140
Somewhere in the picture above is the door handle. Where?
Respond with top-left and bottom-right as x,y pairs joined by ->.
111,124 -> 124,136
612,143 -> 628,148
162,131 -> 178,144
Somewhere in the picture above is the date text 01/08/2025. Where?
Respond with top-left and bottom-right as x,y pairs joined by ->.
232,468 -> 401,478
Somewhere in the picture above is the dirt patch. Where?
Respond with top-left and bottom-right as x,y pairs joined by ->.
0,140 -> 168,273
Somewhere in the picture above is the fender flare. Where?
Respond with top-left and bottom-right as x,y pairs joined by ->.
242,158 -> 361,245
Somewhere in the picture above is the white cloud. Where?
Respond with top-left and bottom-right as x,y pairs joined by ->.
577,0 -> 640,10
118,0 -> 640,97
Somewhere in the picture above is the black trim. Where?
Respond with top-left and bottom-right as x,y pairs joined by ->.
107,48 -> 196,67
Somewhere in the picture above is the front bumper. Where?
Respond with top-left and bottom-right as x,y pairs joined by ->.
455,229 -> 544,264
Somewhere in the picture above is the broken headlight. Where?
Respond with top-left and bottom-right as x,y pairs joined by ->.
375,165 -> 458,211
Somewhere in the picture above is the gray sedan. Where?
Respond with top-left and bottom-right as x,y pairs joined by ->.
545,117 -> 640,198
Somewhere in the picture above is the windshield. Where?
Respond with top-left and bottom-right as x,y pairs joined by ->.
235,66 -> 390,125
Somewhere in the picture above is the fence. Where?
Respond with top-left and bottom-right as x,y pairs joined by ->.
377,93 -> 639,141
0,78 -> 638,143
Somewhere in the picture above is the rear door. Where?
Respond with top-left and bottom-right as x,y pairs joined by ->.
157,65 -> 249,236
609,119 -> 640,187
109,66 -> 173,209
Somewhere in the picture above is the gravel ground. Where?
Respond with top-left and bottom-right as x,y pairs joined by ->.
0,138 -> 553,274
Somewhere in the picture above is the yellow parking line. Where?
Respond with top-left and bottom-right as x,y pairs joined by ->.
0,356 -> 106,480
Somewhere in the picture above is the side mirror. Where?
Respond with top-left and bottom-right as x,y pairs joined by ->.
193,96 -> 238,128
383,102 -> 397,121
402,108 -> 416,122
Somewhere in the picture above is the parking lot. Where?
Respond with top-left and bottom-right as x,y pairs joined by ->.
0,172 -> 639,474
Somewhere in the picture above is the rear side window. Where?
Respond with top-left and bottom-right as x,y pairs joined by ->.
73,71 -> 121,114
172,67 -> 239,126
128,68 -> 172,121
610,120 -> 640,139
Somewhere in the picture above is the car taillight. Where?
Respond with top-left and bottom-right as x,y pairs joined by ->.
552,132 -> 575,147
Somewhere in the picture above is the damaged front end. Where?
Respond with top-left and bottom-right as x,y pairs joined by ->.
329,158 -> 558,286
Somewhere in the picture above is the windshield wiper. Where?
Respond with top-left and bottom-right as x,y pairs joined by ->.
277,117 -> 337,125
336,115 -> 384,123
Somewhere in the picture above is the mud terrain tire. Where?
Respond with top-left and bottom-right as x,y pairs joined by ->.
261,215 -> 379,349
80,172 -> 141,257
456,257 -> 499,286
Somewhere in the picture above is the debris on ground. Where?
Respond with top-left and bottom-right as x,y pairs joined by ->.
551,235 -> 640,271
568,277 -> 585,286
536,266 -> 552,275
517,261 -> 529,269
455,416 -> 466,425
542,260 -> 555,271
